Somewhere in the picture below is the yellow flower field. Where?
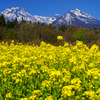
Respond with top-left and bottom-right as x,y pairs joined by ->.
0,39 -> 100,100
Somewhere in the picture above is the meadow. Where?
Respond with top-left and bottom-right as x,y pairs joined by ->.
0,38 -> 100,100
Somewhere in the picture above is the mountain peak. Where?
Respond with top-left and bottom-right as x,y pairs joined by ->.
1,7 -> 100,29
54,14 -> 61,16
69,8 -> 83,14
68,8 -> 80,12
5,7 -> 25,13
8,7 -> 23,9
8,7 -> 22,10
74,8 -> 80,11
52,8 -> 100,29
53,14 -> 62,18
1,7 -> 34,22
68,8 -> 96,19
1,7 -> 60,24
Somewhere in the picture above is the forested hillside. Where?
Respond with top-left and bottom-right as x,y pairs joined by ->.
1,14 -> 100,49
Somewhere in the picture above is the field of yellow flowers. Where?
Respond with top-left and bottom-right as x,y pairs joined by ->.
1,37 -> 100,100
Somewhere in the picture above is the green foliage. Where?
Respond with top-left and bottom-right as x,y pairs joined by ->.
18,23 -> 38,42
72,29 -> 86,41
0,26 -> 8,40
92,30 -> 100,34
86,31 -> 99,43
42,28 -> 58,43
6,29 -> 17,40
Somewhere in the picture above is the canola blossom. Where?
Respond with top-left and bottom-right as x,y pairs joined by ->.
57,36 -> 63,45
57,36 -> 63,41
0,40 -> 100,99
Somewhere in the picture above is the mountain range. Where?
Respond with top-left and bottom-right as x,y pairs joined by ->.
1,7 -> 100,29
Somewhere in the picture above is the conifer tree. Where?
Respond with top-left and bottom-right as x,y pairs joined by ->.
0,14 -> 6,27
21,17 -> 26,23
58,25 -> 67,32
94,27 -> 97,30
6,20 -> 15,29
7,19 -> 11,29
29,21 -> 32,24
37,21 -> 40,24
19,17 -> 26,25
14,17 -> 18,27
14,17 -> 18,24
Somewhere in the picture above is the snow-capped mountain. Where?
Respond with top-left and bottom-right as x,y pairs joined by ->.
1,7 -> 61,24
48,14 -> 62,24
1,7 -> 36,22
52,8 -> 100,29
1,7 -> 100,29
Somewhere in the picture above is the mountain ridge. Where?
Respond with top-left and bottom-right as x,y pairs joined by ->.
1,7 -> 61,25
52,8 -> 100,29
1,7 -> 100,29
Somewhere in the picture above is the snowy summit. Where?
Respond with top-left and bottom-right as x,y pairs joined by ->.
1,7 -> 61,24
1,7 -> 100,29
52,8 -> 100,29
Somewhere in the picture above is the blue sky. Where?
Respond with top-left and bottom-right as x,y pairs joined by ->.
0,0 -> 100,19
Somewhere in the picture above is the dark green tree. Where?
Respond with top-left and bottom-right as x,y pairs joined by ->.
37,21 -> 40,24
41,23 -> 44,26
58,25 -> 67,32
29,21 -> 32,24
6,20 -> 15,29
0,14 -> 6,27
6,20 -> 10,28
13,17 -> 20,28
94,27 -> 97,30
20,17 -> 26,24
14,17 -> 18,25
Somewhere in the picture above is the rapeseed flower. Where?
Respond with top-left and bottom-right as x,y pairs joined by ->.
64,42 -> 69,47
44,96 -> 54,100
0,40 -> 100,100
20,97 -> 28,100
32,90 -> 42,96
5,92 -> 13,98
28,95 -> 37,100
57,36 -> 63,45
57,36 -> 63,41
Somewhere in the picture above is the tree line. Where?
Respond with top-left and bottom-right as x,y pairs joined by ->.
0,14 -> 100,47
